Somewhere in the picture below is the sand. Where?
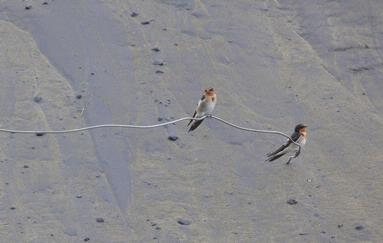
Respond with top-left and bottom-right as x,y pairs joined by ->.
0,0 -> 382,242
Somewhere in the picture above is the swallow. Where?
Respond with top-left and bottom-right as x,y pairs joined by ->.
187,88 -> 217,132
266,124 -> 308,164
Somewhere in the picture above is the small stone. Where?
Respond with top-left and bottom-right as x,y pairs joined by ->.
153,60 -> 164,66
36,133 -> 45,137
23,165 -> 29,168
168,136 -> 178,141
177,219 -> 191,225
25,6 -> 32,10
355,225 -> 364,231
337,224 -> 343,228
155,226 -> 161,230
42,2 -> 48,5
90,72 -> 95,76
76,195 -> 82,199
362,92 -> 366,95
155,70 -> 164,74
10,207 -> 16,210
141,21 -> 151,25
130,12 -> 138,17
84,238 -> 90,242
33,96 -> 42,103
96,218 -> 104,223
151,47 -> 160,52
76,94 -> 82,99
287,199 -> 298,205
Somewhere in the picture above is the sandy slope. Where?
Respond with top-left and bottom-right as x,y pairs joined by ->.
0,0 -> 382,242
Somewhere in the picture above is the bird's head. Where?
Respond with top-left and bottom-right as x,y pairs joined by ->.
205,87 -> 215,96
295,123 -> 308,133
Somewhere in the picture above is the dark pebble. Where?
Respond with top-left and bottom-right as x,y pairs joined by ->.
177,219 -> 191,225
155,70 -> 164,74
362,92 -> 366,95
96,218 -> 104,223
151,47 -> 160,52
153,60 -> 164,66
76,94 -> 82,99
287,199 -> 298,205
25,6 -> 32,10
36,133 -> 45,137
337,224 -> 343,228
151,223 -> 157,226
141,21 -> 151,25
168,136 -> 178,141
155,226 -> 161,230
33,96 -> 42,103
131,12 -> 138,17
42,2 -> 48,5
355,225 -> 364,231
76,195 -> 82,199
157,117 -> 163,121
84,238 -> 90,242
23,165 -> 29,168
10,207 -> 16,210
90,72 -> 95,75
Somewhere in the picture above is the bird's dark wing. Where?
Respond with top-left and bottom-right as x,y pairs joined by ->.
266,131 -> 299,157
188,118 -> 204,132
187,111 -> 197,127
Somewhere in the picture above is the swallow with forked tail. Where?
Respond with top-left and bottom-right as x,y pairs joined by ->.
266,124 -> 308,164
187,88 -> 217,132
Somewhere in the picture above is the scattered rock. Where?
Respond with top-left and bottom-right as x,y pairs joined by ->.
177,219 -> 191,225
76,195 -> 82,199
155,226 -> 161,230
155,70 -> 164,74
130,12 -> 138,17
84,238 -> 90,242
76,94 -> 82,99
42,2 -> 48,5
33,96 -> 42,103
362,92 -> 366,95
299,233 -> 308,236
96,218 -> 104,223
10,207 -> 16,210
337,224 -> 343,228
168,136 -> 178,141
23,165 -> 29,169
25,6 -> 32,10
355,225 -> 364,231
141,21 -> 151,25
90,72 -> 95,75
157,117 -> 164,122
153,59 -> 164,66
287,199 -> 298,205
151,47 -> 160,52
36,133 -> 45,137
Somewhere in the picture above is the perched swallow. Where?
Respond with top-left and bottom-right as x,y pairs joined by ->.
266,124 -> 308,164
187,88 -> 217,132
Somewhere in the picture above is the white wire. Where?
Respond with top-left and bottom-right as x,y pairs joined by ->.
0,115 -> 301,163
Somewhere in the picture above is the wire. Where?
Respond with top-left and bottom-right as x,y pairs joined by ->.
0,115 -> 301,163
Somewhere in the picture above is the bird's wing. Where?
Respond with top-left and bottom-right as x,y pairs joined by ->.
187,111 -> 197,127
267,131 -> 299,157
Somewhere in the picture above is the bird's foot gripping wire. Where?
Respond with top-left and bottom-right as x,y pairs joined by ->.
286,146 -> 301,165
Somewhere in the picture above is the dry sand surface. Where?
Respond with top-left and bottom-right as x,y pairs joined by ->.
0,0 -> 383,242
